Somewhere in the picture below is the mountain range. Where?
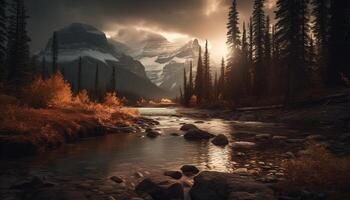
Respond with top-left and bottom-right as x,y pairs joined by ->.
39,23 -> 202,99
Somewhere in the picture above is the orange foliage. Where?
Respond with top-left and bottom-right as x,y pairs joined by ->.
22,73 -> 72,108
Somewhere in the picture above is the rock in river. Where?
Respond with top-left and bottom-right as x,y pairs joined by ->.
184,129 -> 215,140
211,134 -> 229,146
232,141 -> 256,150
146,130 -> 161,138
164,171 -> 183,179
190,171 -> 276,200
180,124 -> 198,131
135,176 -> 184,200
180,165 -> 200,176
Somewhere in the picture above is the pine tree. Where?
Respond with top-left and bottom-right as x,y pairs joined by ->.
252,0 -> 266,96
275,0 -> 310,103
248,17 -> 254,64
194,46 -> 203,104
264,16 -> 272,94
226,0 -> 242,101
203,40 -> 212,101
6,0 -> 31,85
189,61 -> 193,99
51,31 -> 58,74
270,24 -> 281,94
227,0 -> 241,64
327,0 -> 350,86
214,72 -> 218,101
0,0 -> 6,66
219,57 -> 225,98
242,22 -> 250,95
77,57 -> 82,93
248,17 -> 254,95
311,0 -> 329,82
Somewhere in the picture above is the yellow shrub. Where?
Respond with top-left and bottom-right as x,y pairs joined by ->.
23,73 -> 72,108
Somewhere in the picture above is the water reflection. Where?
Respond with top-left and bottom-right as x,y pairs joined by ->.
3,107 -> 235,180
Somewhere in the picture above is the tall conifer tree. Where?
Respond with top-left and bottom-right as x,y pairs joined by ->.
194,46 -> 203,104
252,0 -> 266,96
328,0 -> 350,86
0,0 -> 6,67
6,0 -> 31,85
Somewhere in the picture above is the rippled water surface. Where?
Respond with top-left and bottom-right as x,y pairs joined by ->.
3,107 -> 239,181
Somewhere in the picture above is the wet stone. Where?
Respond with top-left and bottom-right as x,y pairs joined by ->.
164,171 -> 182,180
181,165 -> 200,176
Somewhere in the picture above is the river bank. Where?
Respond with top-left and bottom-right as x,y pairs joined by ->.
1,105 -> 350,200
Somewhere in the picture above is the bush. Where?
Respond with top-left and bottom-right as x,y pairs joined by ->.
283,144 -> 350,193
103,92 -> 122,107
23,73 -> 72,108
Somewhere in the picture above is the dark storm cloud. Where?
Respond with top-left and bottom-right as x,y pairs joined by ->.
26,0 -> 275,53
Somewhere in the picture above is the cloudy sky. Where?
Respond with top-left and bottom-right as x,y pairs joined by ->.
26,0 -> 276,60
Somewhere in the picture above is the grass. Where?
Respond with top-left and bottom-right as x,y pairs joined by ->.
0,74 -> 139,157
277,144 -> 350,198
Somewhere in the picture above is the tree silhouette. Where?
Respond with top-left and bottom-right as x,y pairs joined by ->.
327,0 -> 350,86
252,0 -> 266,96
51,31 -> 58,74
6,0 -> 31,86
194,46 -> 203,104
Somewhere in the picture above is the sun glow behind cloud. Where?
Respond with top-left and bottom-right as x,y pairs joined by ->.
205,0 -> 221,16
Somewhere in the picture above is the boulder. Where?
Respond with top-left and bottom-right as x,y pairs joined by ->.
164,171 -> 182,180
232,141 -> 256,150
135,176 -> 184,200
190,171 -> 276,200
211,134 -> 229,146
180,165 -> 200,176
184,129 -> 215,140
180,124 -> 198,131
146,131 -> 161,138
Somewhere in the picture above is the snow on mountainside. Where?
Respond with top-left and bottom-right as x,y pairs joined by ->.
110,32 -> 201,94
39,23 -> 169,99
